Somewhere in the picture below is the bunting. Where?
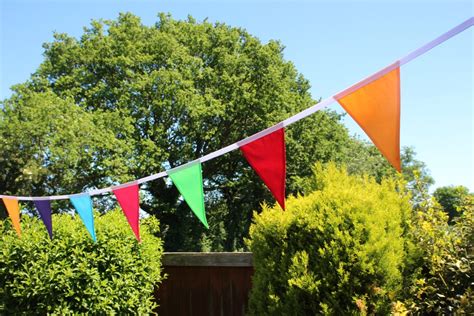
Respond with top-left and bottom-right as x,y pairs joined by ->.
335,64 -> 401,171
113,184 -> 140,241
34,200 -> 53,239
70,194 -> 96,242
2,198 -> 21,237
168,161 -> 208,228
0,18 -> 471,240
240,128 -> 286,209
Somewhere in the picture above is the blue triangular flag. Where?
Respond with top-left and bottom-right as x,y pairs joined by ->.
70,194 -> 96,242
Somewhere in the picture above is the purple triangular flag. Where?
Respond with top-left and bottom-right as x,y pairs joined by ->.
34,200 -> 53,239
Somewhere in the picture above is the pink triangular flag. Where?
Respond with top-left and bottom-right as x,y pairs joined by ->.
113,184 -> 140,241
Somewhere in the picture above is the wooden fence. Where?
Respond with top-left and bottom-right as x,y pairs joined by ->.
155,252 -> 253,316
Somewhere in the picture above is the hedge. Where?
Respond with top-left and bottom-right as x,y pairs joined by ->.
0,209 -> 164,314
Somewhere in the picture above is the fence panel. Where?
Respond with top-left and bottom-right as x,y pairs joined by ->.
155,252 -> 253,316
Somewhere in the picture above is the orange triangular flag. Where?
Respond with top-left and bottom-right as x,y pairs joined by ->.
335,64 -> 401,171
2,198 -> 21,237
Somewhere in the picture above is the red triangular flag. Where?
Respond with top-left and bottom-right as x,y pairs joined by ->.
240,128 -> 286,209
113,184 -> 140,241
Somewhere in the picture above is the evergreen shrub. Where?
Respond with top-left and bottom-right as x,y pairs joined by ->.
0,210 -> 163,314
247,163 -> 411,315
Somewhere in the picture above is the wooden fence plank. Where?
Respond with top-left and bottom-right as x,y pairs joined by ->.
155,253 -> 254,316
162,252 -> 253,267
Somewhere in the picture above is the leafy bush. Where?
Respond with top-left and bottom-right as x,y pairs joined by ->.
0,210 -> 164,314
402,186 -> 473,314
247,163 -> 411,315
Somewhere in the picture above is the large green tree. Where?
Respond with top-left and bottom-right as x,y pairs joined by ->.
433,185 -> 473,221
0,13 -> 399,250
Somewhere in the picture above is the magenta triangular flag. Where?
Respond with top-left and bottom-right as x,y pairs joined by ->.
240,128 -> 286,209
113,184 -> 140,241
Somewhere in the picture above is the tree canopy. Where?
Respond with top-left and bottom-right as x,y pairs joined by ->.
433,185 -> 473,221
1,13 -> 418,250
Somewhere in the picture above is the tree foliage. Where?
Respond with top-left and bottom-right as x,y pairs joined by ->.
0,13 -> 360,250
433,185 -> 473,221
0,90 -> 132,197
0,13 -> 434,251
400,147 -> 435,206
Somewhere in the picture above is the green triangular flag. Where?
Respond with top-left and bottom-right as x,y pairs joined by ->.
168,161 -> 208,228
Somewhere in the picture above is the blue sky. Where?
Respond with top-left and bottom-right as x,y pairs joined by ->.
1,0 -> 472,191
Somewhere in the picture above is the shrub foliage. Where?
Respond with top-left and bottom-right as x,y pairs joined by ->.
402,184 -> 473,314
0,210 -> 164,314
247,163 -> 411,315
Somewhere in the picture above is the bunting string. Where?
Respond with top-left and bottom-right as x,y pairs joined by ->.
0,17 -> 471,202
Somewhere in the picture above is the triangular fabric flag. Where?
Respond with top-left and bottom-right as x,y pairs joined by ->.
113,184 -> 140,241
168,161 -> 208,228
33,200 -> 53,239
335,64 -> 401,171
2,198 -> 21,237
70,194 -> 96,242
240,128 -> 286,210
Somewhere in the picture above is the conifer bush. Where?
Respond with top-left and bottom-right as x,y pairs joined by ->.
0,210 -> 164,314
247,163 -> 411,315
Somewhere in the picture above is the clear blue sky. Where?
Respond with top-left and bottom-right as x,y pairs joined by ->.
1,0 -> 473,191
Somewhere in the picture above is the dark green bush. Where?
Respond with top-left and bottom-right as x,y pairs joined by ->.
247,163 -> 411,315
0,210 -> 164,314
